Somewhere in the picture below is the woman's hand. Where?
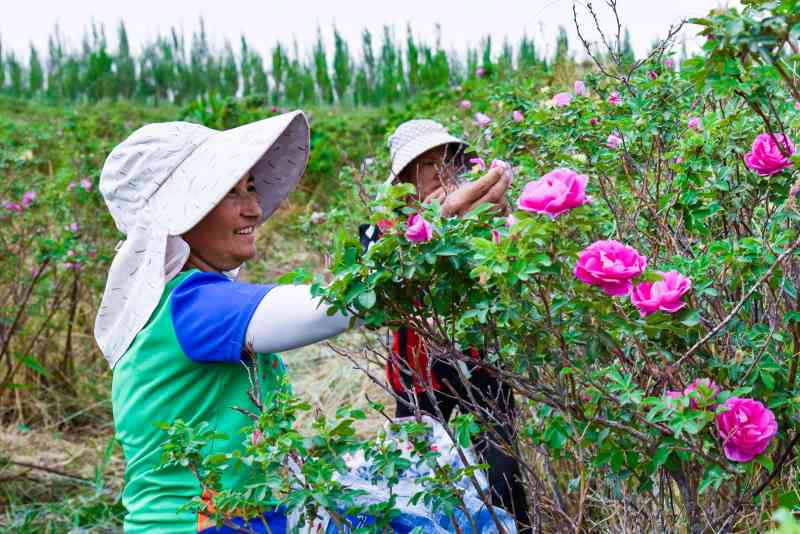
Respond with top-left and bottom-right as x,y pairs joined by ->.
423,167 -> 511,217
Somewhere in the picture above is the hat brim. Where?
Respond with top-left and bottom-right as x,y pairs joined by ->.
385,132 -> 468,186
149,111 -> 310,235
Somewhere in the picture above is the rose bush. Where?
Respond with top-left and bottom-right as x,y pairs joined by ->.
305,2 -> 800,530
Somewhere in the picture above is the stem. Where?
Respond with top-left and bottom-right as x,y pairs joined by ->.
674,232 -> 800,368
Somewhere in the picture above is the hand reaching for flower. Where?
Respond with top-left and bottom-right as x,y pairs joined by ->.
423,166 -> 511,217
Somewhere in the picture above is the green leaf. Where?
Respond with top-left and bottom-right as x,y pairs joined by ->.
357,290 -> 376,309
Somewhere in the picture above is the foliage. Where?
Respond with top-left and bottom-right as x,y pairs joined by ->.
0,20 -> 551,107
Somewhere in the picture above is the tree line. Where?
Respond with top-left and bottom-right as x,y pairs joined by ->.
0,20 -> 596,107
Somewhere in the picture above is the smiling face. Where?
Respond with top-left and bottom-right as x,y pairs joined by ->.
400,143 -> 467,202
182,175 -> 263,272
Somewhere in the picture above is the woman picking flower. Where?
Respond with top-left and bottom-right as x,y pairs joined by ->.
360,119 -> 530,533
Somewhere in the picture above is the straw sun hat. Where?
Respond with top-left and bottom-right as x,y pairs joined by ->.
95,111 -> 310,368
386,119 -> 468,185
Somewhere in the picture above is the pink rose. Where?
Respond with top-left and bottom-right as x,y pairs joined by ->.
518,168 -> 590,219
22,191 -> 37,207
88,250 -> 97,259
716,397 -> 777,462
469,157 -> 487,171
476,66 -> 486,78
795,101 -> 800,110
687,117 -> 702,131
474,113 -> 492,128
744,133 -> 796,176
552,92 -> 572,107
405,213 -> 433,243
491,229 -> 502,244
70,222 -> 80,233
490,159 -> 511,178
575,240 -> 647,296
630,270 -> 691,317
4,201 -> 23,213
589,117 -> 600,126
574,80 -> 587,96
270,106 -> 278,113
80,178 -> 93,191
512,110 -> 524,123
648,70 -> 658,80
665,58 -> 675,70
608,91 -> 622,106
460,99 -> 472,110
664,390 -> 683,409
506,214 -> 518,227
684,378 -> 720,409
607,134 -> 622,149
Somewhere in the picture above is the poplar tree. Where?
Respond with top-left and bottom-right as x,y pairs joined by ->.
313,28 -> 334,104
8,52 -> 23,97
332,27 -> 352,104
271,43 -> 286,104
221,41 -> 239,96
116,22 -> 136,99
405,24 -> 419,94
28,44 -> 44,97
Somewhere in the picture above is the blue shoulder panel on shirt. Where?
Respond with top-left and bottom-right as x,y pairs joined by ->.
170,271 -> 275,364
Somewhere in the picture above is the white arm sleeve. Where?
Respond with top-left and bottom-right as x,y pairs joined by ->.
245,284 -> 352,353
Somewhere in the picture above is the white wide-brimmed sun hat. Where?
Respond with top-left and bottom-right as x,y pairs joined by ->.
95,111 -> 310,368
386,119 -> 468,185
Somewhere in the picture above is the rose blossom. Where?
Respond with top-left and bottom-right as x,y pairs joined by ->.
469,157 -> 487,171
716,397 -> 777,462
608,91 -> 622,106
491,229 -> 502,244
22,191 -> 37,207
476,66 -> 486,78
684,378 -> 720,409
648,70 -> 658,80
518,168 -> 590,219
80,178 -> 93,191
589,117 -> 600,127
574,80 -> 587,96
460,99 -> 472,110
795,101 -> 800,110
4,201 -> 23,213
552,92 -> 573,107
664,390 -> 683,409
512,110 -> 524,123
744,132 -> 796,176
687,117 -> 702,131
607,134 -> 622,149
405,213 -> 433,243
70,222 -> 80,233
506,214 -> 518,227
491,159 -> 512,179
377,219 -> 395,233
574,240 -> 647,296
474,113 -> 492,128
665,58 -> 675,70
630,270 -> 692,317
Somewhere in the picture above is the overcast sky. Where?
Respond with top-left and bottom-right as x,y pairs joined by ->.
2,0 -> 740,62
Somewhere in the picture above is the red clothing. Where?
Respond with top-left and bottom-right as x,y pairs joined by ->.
387,328 -> 479,394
